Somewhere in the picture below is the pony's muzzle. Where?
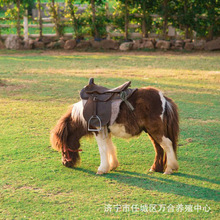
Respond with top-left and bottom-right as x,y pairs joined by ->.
62,158 -> 74,168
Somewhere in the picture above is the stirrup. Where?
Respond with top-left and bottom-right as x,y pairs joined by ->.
88,115 -> 102,132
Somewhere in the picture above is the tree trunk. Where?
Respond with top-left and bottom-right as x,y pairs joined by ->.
162,0 -> 168,39
142,1 -> 148,38
16,0 -> 21,37
91,0 -> 99,39
184,0 -> 190,39
67,0 -> 79,39
51,0 -> 59,37
124,0 -> 129,41
207,25 -> 214,41
37,0 -> 43,40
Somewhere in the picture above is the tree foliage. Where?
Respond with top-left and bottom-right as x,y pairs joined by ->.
0,0 -> 219,40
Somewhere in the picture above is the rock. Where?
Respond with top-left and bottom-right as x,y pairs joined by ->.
24,39 -> 34,50
42,37 -> 55,45
156,40 -> 170,50
194,40 -> 206,50
142,41 -> 155,49
184,42 -> 194,50
0,40 -> 5,49
58,39 -> 65,48
5,35 -> 22,50
90,40 -> 102,49
46,41 -> 61,49
184,39 -> 192,43
175,40 -> 184,50
132,39 -> 143,50
143,38 -> 156,45
119,42 -> 133,51
64,39 -> 77,50
76,41 -> 92,50
34,41 -> 44,49
100,39 -> 119,50
204,38 -> 220,51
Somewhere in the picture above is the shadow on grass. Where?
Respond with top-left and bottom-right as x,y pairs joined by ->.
173,172 -> 220,185
75,168 -> 220,202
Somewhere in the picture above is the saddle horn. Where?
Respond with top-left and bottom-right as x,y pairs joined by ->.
89,78 -> 94,85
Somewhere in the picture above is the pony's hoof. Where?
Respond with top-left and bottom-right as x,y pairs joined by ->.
111,163 -> 119,171
163,168 -> 173,175
96,170 -> 104,175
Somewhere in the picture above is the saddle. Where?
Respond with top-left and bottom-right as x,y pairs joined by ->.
80,78 -> 137,131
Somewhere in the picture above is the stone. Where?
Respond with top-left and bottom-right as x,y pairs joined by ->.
175,40 -> 184,50
119,42 -> 133,51
34,41 -> 44,49
100,39 -> 119,50
142,41 -> 155,49
5,35 -> 22,50
24,39 -> 34,50
90,40 -> 102,49
204,38 -> 220,51
194,40 -> 206,50
0,40 -> 5,49
76,41 -> 92,50
58,39 -> 65,49
42,37 -> 55,45
64,39 -> 77,50
46,41 -> 61,49
184,42 -> 194,50
156,40 -> 170,50
132,39 -> 143,50
143,38 -> 156,45
184,39 -> 192,43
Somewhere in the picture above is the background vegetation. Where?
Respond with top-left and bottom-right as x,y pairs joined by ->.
0,50 -> 219,218
0,0 -> 219,40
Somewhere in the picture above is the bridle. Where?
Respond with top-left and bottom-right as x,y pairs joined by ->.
62,144 -> 82,162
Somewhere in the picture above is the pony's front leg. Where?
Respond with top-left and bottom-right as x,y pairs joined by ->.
95,127 -> 119,174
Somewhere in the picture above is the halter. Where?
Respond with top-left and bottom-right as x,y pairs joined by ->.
62,144 -> 82,162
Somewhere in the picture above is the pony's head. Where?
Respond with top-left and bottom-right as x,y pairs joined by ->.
50,101 -> 89,168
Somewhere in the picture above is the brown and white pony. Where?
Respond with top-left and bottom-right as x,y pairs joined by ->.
50,87 -> 179,175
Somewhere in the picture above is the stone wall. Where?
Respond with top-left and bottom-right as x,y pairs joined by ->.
1,35 -> 220,51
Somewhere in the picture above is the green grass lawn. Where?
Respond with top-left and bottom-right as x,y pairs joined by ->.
0,50 -> 220,219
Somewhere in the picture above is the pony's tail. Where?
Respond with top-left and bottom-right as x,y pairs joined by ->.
163,97 -> 179,157
50,107 -> 72,152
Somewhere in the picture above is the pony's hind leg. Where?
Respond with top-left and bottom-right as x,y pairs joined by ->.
95,127 -> 119,175
149,135 -> 165,173
160,136 -> 179,174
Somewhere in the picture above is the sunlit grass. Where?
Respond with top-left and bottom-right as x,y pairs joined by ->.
0,51 -> 220,219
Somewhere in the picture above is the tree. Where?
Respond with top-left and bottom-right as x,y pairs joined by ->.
36,0 -> 43,40
0,0 -> 34,37
115,0 -> 132,41
47,0 -> 65,37
131,0 -> 155,38
198,0 -> 219,40
81,0 -> 106,39
65,0 -> 80,39
0,0 -> 23,37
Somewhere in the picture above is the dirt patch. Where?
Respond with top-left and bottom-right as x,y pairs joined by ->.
0,80 -> 25,91
0,79 -> 7,86
0,49 -> 219,57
